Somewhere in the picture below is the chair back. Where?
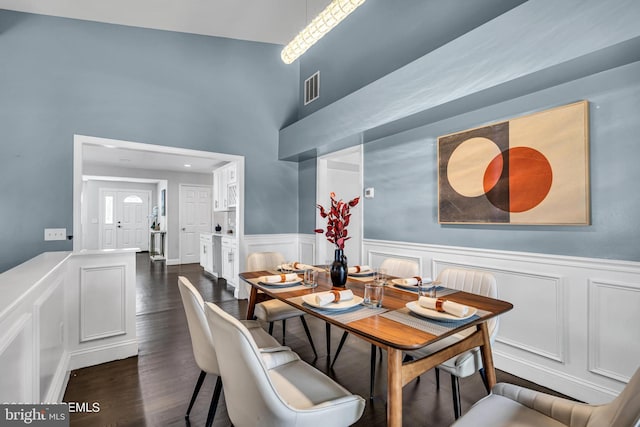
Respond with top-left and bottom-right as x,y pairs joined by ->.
437,268 -> 499,338
588,367 -> 640,427
380,257 -> 419,278
247,252 -> 286,272
204,302 -> 298,426
177,276 -> 220,375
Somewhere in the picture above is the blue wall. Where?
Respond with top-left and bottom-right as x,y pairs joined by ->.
364,62 -> 640,261
298,0 -> 526,118
292,0 -> 640,262
0,11 -> 299,272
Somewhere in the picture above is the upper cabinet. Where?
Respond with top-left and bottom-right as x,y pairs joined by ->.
213,162 -> 237,212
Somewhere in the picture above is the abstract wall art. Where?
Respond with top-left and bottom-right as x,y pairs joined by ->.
438,101 -> 590,224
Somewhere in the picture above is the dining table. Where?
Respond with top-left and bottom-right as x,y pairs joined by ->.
240,267 -> 513,427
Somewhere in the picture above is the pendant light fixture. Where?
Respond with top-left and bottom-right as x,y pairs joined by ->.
281,0 -> 366,64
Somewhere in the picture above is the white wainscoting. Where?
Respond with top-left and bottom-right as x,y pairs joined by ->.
227,233 -> 640,403
363,238 -> 640,404
0,250 -> 138,404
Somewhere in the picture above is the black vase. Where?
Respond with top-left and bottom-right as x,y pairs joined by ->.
330,248 -> 348,288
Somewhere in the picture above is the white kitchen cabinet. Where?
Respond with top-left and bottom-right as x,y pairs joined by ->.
221,237 -> 237,287
213,169 -> 227,212
213,163 -> 238,211
199,233 -> 213,275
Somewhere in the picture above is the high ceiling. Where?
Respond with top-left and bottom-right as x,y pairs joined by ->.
0,0 -> 331,45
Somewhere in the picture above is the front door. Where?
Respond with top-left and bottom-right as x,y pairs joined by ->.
179,185 -> 212,264
100,189 -> 150,251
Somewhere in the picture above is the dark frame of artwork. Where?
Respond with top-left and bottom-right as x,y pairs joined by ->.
438,101 -> 590,225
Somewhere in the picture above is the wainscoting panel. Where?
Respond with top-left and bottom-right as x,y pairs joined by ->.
588,279 -> 640,382
34,276 -> 66,402
0,314 -> 33,402
363,238 -> 640,403
80,265 -> 126,342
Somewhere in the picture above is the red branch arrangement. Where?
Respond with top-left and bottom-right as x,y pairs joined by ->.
314,192 -> 360,250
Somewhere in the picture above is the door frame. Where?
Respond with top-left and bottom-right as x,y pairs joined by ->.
316,145 -> 364,265
73,135 -> 245,269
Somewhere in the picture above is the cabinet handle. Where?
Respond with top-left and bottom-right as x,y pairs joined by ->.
228,252 -> 233,262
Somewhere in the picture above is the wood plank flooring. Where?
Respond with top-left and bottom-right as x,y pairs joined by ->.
63,254 -> 569,426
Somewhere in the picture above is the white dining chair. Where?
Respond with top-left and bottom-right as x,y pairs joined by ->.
407,268 -> 499,419
204,301 -> 366,427
178,276 -> 281,426
331,257 -> 420,399
249,252 -> 317,358
452,367 -> 640,427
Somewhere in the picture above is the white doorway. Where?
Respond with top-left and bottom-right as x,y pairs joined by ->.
316,145 -> 363,266
179,184 -> 212,264
99,189 -> 151,251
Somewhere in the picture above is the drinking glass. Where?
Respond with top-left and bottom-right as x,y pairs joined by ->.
363,282 -> 384,308
418,280 -> 437,298
303,269 -> 318,288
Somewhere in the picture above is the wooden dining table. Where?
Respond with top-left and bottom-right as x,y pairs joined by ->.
240,268 -> 513,427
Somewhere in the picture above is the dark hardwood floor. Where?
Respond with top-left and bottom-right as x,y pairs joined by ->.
63,253 -> 568,426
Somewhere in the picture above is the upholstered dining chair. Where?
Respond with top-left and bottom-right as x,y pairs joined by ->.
452,367 -> 640,427
407,268 -> 499,419
204,301 -> 366,427
177,276 -> 281,426
248,252 -> 317,358
331,257 -> 420,399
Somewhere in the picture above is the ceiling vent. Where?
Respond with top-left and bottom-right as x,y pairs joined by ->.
304,71 -> 320,105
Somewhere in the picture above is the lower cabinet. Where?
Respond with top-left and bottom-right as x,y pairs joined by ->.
199,234 -> 218,277
221,237 -> 237,287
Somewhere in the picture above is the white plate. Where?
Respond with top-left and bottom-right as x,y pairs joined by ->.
406,301 -> 477,321
259,277 -> 303,286
302,293 -> 364,310
390,278 -> 433,286
348,270 -> 375,277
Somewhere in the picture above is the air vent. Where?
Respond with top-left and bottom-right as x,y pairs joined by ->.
304,71 -> 320,105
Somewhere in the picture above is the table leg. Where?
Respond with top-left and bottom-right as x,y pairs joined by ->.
246,286 -> 258,320
479,322 -> 497,390
387,347 -> 403,427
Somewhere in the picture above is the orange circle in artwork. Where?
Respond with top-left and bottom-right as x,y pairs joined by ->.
485,147 -> 553,213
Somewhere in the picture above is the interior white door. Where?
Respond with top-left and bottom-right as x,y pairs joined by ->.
317,146 -> 363,266
180,185 -> 212,264
100,189 -> 150,251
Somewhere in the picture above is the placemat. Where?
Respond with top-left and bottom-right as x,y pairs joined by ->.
381,307 -> 485,336
288,296 -> 387,323
249,278 -> 309,293
389,285 -> 459,297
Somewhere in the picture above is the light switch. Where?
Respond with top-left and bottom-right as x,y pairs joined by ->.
364,188 -> 374,198
44,228 -> 67,241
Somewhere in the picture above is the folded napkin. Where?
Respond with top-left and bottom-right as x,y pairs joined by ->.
348,265 -> 371,274
418,296 -> 469,317
397,276 -> 432,286
260,273 -> 298,283
280,262 -> 314,271
315,289 -> 354,306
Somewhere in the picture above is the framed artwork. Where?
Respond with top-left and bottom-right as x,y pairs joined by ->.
161,189 -> 166,216
438,101 -> 590,225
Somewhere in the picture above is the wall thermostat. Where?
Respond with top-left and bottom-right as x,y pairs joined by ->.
364,188 -> 374,198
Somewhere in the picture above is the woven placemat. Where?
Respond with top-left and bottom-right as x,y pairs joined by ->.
249,278 -> 309,293
389,285 -> 459,297
381,307 -> 482,336
288,296 -> 387,323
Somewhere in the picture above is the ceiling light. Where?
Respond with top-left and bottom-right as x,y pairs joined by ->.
184,164 -> 192,168
281,0 -> 366,64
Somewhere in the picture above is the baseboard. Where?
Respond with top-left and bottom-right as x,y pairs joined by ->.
69,339 -> 138,371
494,351 -> 622,403
166,258 -> 180,266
